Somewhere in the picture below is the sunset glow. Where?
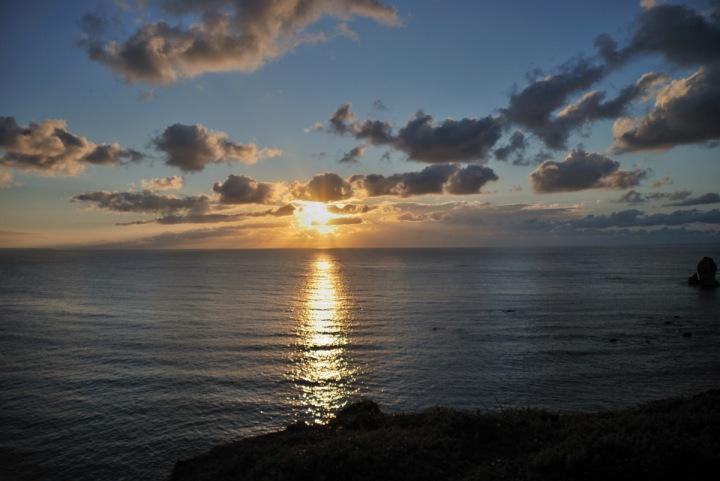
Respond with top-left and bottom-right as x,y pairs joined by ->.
294,202 -> 336,234
2,2 -> 720,479
1,1 -> 719,249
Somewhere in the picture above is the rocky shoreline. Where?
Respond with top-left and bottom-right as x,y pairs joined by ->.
170,390 -> 720,481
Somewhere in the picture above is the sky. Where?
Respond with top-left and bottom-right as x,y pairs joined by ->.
1,0 -> 719,248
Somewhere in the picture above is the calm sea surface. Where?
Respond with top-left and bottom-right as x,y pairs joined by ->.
1,246 -> 719,480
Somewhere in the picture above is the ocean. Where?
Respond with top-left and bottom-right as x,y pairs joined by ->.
1,246 -> 719,480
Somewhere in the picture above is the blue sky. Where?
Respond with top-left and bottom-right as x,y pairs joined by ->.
1,0 -> 719,247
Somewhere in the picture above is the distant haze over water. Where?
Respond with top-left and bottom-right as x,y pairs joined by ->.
1,246 -> 719,480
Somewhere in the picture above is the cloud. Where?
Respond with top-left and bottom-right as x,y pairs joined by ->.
291,172 -> 353,202
72,190 -> 210,213
501,59 -> 607,149
325,104 -> 503,163
398,112 -> 504,163
666,192 -> 720,207
339,145 -> 365,164
504,70 -> 665,150
607,3 -> 720,67
0,116 -> 143,176
212,173 -> 276,204
350,164 -> 497,197
613,66 -> 720,152
81,0 -> 399,85
551,72 -> 666,143
140,175 -> 184,191
327,203 -> 373,214
650,176 -> 673,188
570,208 -> 720,229
494,131 -> 528,162
152,123 -> 281,172
388,201 -> 577,230
348,201 -> 720,247
530,149 -> 648,193
117,204 -> 295,225
373,99 -> 389,111
322,2 -> 719,160
445,165 -> 499,195
325,216 -> 362,226
615,189 -> 691,204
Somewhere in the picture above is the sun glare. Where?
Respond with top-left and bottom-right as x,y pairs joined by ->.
294,201 -> 335,234
291,254 -> 356,422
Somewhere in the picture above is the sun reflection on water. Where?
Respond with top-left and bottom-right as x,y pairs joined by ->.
290,253 -> 357,423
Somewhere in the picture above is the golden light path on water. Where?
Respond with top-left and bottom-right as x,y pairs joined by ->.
290,253 -> 358,423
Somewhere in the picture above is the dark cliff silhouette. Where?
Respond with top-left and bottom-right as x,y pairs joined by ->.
689,257 -> 719,287
170,390 -> 720,481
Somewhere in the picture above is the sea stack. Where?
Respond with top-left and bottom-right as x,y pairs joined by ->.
688,257 -> 719,287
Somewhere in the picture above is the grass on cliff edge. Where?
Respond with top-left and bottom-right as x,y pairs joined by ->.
171,389 -> 720,481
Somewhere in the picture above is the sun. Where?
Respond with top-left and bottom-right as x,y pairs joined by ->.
294,201 -> 335,234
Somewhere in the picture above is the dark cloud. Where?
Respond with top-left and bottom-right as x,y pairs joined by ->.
339,145 -> 365,164
329,103 -> 355,134
72,190 -> 210,213
117,213 -> 243,225
588,3 -> 720,153
83,144 -> 144,164
81,0 -> 399,85
350,164 -> 497,197
324,3 -> 717,162
376,202 -> 720,246
395,112 -> 503,163
530,149 -> 648,193
152,123 -> 280,172
544,72 -> 665,146
389,202 -> 575,230
494,131 -> 528,162
615,189 -> 691,204
212,174 -> 275,204
445,165 -> 499,195
666,192 -> 720,207
571,208 -> 720,229
325,104 -> 503,164
613,66 -> 720,152
117,204 -> 294,225
615,190 -> 645,204
504,70 -> 664,150
501,59 -> 607,149
291,172 -> 353,202
602,3 -> 720,67
0,116 -> 143,175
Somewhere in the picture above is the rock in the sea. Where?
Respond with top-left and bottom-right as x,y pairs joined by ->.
688,257 -> 719,287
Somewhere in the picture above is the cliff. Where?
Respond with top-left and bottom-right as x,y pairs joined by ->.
170,390 -> 720,481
